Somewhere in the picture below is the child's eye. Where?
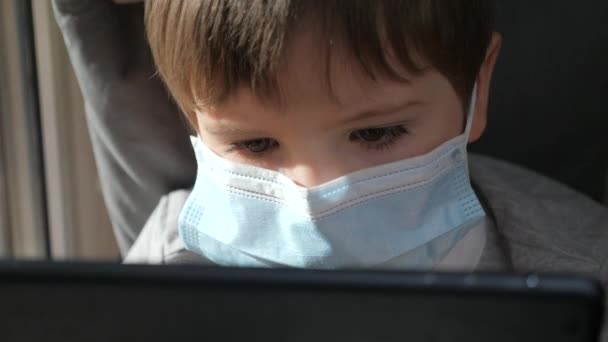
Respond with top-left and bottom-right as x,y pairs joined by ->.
226,138 -> 279,156
349,125 -> 409,150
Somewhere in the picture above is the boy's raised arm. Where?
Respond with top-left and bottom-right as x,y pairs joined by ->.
52,0 -> 196,255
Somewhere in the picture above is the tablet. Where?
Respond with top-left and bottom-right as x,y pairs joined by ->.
0,261 -> 603,342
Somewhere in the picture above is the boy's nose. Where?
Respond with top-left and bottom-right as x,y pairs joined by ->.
281,155 -> 351,187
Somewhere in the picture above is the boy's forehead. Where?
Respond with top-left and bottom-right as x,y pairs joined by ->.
271,26 -> 417,111
208,25 -> 436,122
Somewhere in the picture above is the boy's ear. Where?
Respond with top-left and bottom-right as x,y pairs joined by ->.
469,32 -> 502,143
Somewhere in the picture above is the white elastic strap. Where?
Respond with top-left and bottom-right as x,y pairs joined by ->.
464,83 -> 478,138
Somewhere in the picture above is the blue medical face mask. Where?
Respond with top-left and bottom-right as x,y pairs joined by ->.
178,87 -> 485,269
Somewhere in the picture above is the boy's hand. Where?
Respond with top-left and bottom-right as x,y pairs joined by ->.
52,0 -> 196,254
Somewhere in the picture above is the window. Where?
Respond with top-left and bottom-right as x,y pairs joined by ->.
0,0 -> 118,260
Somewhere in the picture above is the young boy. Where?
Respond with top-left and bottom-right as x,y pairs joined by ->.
126,0 -> 608,286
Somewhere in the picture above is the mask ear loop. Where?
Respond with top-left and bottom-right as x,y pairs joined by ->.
463,83 -> 478,176
464,82 -> 478,139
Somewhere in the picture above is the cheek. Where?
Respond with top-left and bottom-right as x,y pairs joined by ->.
339,138 -> 415,170
419,110 -> 465,153
197,134 -> 225,156
382,111 -> 464,162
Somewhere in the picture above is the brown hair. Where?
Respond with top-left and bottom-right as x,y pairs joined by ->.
145,0 -> 494,126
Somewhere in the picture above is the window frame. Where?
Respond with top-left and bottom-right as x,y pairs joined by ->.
0,0 -> 49,259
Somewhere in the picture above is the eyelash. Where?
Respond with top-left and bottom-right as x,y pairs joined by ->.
226,125 -> 409,157
348,125 -> 409,150
225,138 -> 279,158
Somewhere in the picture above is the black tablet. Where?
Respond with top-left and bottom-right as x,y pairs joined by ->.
0,261 -> 603,342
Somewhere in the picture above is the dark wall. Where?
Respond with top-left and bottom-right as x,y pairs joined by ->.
470,1 -> 608,202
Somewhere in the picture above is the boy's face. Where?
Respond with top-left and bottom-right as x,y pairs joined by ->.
196,28 -> 501,187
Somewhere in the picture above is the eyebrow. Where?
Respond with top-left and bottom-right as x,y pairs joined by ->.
338,100 -> 422,126
203,99 -> 422,137
203,125 -> 270,137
